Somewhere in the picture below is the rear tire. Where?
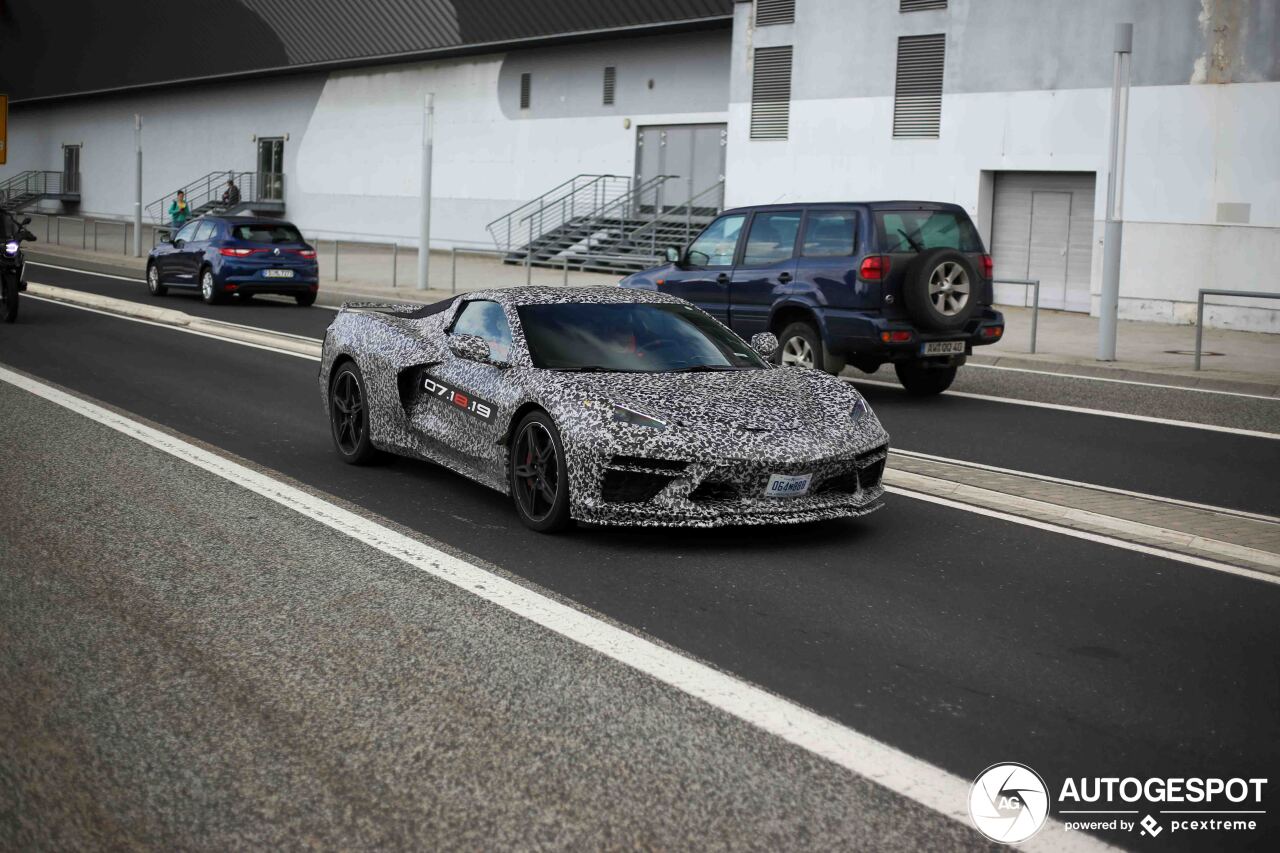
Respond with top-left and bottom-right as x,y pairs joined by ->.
1,273 -> 19,323
200,268 -> 222,304
895,361 -> 958,396
509,411 -> 572,533
295,292 -> 317,307
147,263 -> 168,297
328,361 -> 385,465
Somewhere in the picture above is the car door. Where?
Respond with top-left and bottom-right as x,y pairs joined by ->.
160,221 -> 200,282
183,220 -> 217,281
425,300 -> 514,478
794,209 -> 864,308
657,212 -> 745,324
728,209 -> 802,338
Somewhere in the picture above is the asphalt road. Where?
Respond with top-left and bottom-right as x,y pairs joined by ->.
27,261 -> 1280,514
2,293 -> 1278,850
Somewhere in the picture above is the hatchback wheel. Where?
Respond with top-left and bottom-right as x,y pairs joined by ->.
200,269 -> 221,304
147,263 -> 167,297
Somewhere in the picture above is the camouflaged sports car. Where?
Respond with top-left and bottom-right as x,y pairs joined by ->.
319,286 -> 889,532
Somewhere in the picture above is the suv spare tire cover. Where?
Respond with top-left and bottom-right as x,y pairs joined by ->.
902,248 -> 978,332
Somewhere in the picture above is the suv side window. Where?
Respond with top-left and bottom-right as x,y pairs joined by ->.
742,211 -> 802,266
451,300 -> 513,362
192,221 -> 216,243
801,211 -> 856,257
687,214 -> 745,268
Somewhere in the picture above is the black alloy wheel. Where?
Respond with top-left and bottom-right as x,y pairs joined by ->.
329,362 -> 382,464
510,411 -> 571,532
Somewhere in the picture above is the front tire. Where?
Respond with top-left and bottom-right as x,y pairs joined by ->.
328,362 -> 385,465
200,268 -> 222,304
895,360 -> 958,396
509,411 -> 572,533
776,321 -> 846,375
1,273 -> 19,323
147,263 -> 168,297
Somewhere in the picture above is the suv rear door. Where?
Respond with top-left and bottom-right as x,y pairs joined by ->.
729,209 -> 802,338
659,212 -> 746,324
874,207 -> 989,325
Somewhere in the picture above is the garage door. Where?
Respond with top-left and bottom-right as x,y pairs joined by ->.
990,171 -> 1096,312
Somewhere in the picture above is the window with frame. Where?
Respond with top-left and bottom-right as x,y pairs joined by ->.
452,300 -> 513,361
602,66 -> 616,106
801,211 -> 857,257
191,221 -> 217,242
519,73 -> 531,109
742,211 -> 801,266
686,214 -> 746,268
173,222 -> 199,243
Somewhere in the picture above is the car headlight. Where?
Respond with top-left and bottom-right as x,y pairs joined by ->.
612,404 -> 667,431
851,396 -> 873,424
3,241 -> 18,256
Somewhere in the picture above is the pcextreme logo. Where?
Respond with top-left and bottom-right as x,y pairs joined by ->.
969,762 -> 1051,844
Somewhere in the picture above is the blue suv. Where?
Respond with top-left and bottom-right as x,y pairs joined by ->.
619,201 -> 1005,395
148,216 -> 320,306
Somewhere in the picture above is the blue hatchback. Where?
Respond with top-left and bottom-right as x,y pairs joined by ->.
147,216 -> 320,306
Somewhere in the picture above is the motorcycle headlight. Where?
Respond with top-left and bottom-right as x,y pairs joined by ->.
3,241 -> 18,256
851,396 -> 872,424
612,404 -> 667,431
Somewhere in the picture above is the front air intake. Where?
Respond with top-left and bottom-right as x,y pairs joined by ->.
602,470 -> 675,503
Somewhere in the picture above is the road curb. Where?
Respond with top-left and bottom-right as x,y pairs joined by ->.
27,283 -> 323,359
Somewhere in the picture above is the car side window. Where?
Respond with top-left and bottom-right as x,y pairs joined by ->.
742,211 -> 802,267
173,222 -> 199,243
192,221 -> 216,243
801,211 -> 857,257
451,300 -> 513,362
686,214 -> 745,268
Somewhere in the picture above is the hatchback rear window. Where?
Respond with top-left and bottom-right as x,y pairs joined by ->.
231,223 -> 304,244
876,210 -> 981,253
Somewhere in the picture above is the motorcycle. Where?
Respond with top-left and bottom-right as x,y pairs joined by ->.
1,211 -> 36,323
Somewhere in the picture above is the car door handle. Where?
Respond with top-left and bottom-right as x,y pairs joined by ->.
778,272 -> 793,284
716,273 -> 730,284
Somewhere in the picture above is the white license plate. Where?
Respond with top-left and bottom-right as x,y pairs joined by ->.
764,473 -> 812,498
922,340 -> 966,356
263,269 -> 294,278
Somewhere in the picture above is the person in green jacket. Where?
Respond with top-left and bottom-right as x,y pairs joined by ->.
168,190 -> 190,228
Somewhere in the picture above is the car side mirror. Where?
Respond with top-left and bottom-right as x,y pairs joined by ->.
749,332 -> 779,359
158,229 -> 172,244
449,333 -> 492,363
20,229 -> 36,242
664,246 -> 681,265
173,239 -> 185,248
19,216 -> 31,226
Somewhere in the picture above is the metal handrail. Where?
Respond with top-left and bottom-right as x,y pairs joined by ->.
993,277 -> 1041,353
0,171 -> 67,208
145,170 -> 260,224
1194,289 -> 1280,370
486,174 -> 630,253
620,179 -> 726,253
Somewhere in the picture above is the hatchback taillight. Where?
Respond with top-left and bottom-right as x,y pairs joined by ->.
981,253 -> 993,279
860,255 -> 889,281
295,249 -> 317,259
219,247 -> 262,257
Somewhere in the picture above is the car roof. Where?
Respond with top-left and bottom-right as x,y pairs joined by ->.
204,215 -> 300,227
721,200 -> 967,215
459,285 -> 684,307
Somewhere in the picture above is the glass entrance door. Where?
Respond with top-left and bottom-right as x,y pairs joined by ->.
257,138 -> 284,201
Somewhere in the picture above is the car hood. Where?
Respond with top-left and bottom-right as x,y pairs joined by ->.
541,366 -> 872,434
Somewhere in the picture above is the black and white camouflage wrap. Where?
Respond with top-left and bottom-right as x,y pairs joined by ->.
319,286 -> 889,527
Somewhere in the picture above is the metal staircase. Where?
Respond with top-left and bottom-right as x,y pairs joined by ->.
488,175 -> 724,275
145,171 -> 282,225
0,171 -> 81,211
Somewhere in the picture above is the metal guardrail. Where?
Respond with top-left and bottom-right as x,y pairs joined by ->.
487,175 -> 631,254
993,277 -> 1041,354
1194,289 -> 1280,370
146,171 -> 263,224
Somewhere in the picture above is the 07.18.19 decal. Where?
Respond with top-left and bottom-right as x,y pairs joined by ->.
423,375 -> 494,421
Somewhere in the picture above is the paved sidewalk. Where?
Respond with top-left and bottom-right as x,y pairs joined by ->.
25,239 -> 1280,394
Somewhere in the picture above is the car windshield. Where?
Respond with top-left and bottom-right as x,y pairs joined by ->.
875,210 -> 982,253
231,223 -> 305,244
517,302 -> 769,373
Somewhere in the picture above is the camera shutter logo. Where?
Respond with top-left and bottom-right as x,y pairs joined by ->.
969,763 -> 1051,844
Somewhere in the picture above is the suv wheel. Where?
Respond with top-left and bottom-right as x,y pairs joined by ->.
903,248 -> 978,332
895,360 -> 958,396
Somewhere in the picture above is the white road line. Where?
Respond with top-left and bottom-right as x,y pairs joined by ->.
27,260 -> 145,282
885,485 -> 1280,586
967,361 -> 1280,401
0,364 -> 1109,852
25,294 -> 320,361
891,448 -> 1280,525
846,377 -> 1280,440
